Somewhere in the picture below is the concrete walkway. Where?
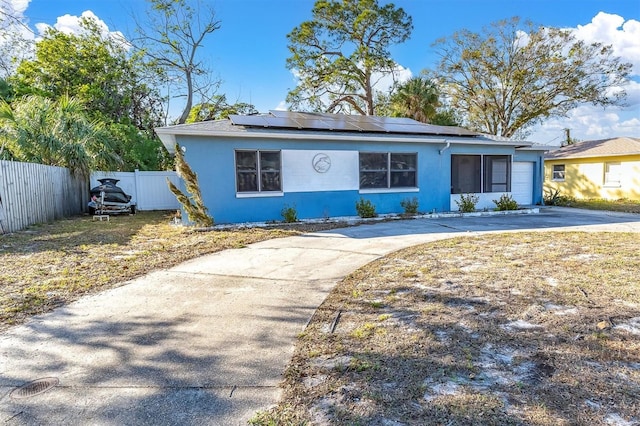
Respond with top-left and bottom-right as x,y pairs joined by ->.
1,207 -> 639,425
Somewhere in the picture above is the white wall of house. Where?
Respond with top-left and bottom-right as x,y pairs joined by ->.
450,192 -> 509,211
282,150 -> 359,192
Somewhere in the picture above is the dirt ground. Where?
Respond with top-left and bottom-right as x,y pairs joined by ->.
0,211 -> 347,332
253,231 -> 640,425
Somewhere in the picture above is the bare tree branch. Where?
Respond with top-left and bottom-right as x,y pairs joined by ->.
130,0 -> 221,124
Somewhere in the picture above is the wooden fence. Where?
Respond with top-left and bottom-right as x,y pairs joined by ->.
0,160 -> 88,234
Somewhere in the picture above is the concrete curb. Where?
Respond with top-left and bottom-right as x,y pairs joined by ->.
209,207 -> 541,231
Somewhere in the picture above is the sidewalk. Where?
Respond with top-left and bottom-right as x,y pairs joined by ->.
1,208 -> 639,425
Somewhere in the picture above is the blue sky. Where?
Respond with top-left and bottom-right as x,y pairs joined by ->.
4,0 -> 640,144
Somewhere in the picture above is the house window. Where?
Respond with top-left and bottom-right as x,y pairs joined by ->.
552,164 -> 565,181
359,152 -> 417,189
451,155 -> 482,194
451,154 -> 512,194
235,150 -> 281,193
484,155 -> 511,192
604,162 -> 621,186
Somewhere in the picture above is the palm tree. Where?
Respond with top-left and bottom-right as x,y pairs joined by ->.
0,95 -> 121,176
390,77 -> 440,123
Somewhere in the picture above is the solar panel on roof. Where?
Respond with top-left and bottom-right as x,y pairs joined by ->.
294,118 -> 337,130
345,115 -> 388,132
232,110 -> 480,137
230,115 -> 269,127
259,117 -> 303,128
270,110 -> 332,121
374,116 -> 419,125
268,110 -> 290,118
381,124 -> 428,133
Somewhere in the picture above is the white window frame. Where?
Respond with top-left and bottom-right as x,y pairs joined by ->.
483,155 -> 511,193
450,154 -> 512,194
359,152 -> 418,190
235,150 -> 283,195
603,162 -> 621,187
552,164 -> 565,181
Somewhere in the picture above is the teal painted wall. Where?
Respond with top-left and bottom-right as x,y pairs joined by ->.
176,134 -> 544,224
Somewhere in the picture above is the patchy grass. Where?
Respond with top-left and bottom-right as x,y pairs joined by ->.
569,198 -> 640,214
253,232 -> 640,425
0,211 -> 346,332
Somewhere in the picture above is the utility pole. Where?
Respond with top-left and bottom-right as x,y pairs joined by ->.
564,128 -> 572,146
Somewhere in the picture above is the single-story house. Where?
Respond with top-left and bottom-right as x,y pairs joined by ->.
155,111 -> 546,224
544,137 -> 640,201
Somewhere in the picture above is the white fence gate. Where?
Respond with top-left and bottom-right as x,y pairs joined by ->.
91,170 -> 181,211
0,160 -> 88,234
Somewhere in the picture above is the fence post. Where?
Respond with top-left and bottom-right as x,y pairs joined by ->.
0,195 -> 5,234
134,169 -> 141,210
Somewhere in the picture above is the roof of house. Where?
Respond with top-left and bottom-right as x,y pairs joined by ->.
155,111 -> 536,154
545,137 -> 640,160
230,110 -> 481,137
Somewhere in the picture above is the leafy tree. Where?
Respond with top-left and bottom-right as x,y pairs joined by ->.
133,0 -> 221,124
389,77 -> 439,123
0,78 -> 13,102
0,0 -> 33,77
13,18 -> 161,125
186,95 -> 258,123
108,123 -> 170,170
370,91 -> 392,117
286,0 -> 412,115
431,17 -> 632,137
430,108 -> 461,126
386,76 -> 460,126
11,16 -> 167,170
0,95 -> 121,177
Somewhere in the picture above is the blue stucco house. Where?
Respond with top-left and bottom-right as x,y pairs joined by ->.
155,111 -> 545,224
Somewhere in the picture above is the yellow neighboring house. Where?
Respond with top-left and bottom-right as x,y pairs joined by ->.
544,137 -> 640,200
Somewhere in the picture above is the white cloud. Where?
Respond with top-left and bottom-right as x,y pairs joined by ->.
621,78 -> 640,107
533,12 -> 640,144
574,12 -> 640,76
0,0 -> 30,15
529,104 -> 640,145
0,0 -> 34,76
33,21 -> 47,34
514,30 -> 530,49
274,101 -> 287,111
35,10 -> 128,48
47,10 -> 106,35
371,63 -> 413,92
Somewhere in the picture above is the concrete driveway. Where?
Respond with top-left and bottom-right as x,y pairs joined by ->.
1,207 -> 639,425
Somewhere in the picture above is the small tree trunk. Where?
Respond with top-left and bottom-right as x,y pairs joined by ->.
177,69 -> 193,125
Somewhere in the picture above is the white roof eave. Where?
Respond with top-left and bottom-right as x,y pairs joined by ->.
154,127 -> 533,154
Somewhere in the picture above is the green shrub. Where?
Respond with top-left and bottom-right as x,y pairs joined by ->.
543,188 -> 573,206
280,204 -> 298,223
400,197 -> 419,215
455,193 -> 479,213
355,198 -> 377,218
493,194 -> 518,211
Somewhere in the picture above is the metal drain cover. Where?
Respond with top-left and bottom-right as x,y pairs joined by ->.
10,377 -> 59,399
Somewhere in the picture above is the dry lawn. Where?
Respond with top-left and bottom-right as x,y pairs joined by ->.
570,199 -> 640,214
253,232 -> 640,425
0,211 -> 345,332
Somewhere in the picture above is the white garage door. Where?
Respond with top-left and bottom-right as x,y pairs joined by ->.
512,162 -> 534,205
